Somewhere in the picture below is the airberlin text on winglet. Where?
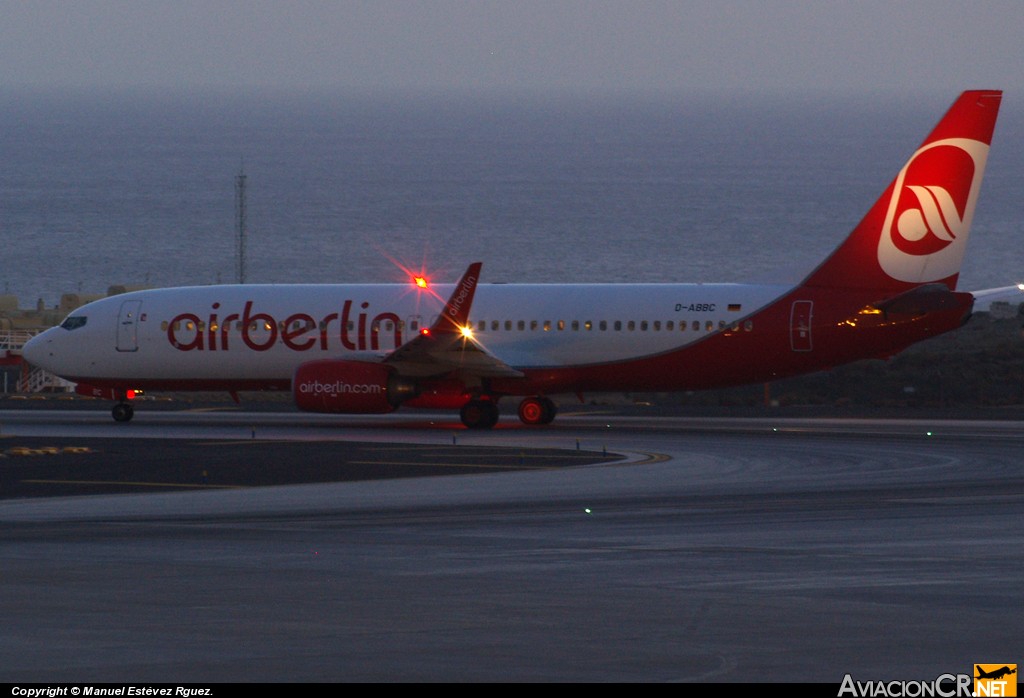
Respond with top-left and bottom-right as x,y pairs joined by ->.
446,274 -> 477,319
167,299 -> 403,352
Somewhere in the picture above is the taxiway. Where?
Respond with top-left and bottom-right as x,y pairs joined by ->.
0,408 -> 1021,682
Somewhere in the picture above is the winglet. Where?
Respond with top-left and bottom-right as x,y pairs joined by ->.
429,262 -> 482,335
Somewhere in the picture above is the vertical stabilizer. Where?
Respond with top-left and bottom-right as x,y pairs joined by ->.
801,90 -> 1002,292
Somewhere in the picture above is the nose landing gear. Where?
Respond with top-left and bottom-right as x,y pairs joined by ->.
112,402 -> 135,423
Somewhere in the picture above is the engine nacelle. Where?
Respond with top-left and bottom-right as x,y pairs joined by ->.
293,360 -> 417,414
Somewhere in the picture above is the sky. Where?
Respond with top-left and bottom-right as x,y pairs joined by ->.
1,0 -> 1022,96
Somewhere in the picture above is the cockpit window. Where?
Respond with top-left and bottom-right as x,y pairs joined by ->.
60,316 -> 88,331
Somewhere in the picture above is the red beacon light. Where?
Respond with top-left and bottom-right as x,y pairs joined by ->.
413,276 -> 429,289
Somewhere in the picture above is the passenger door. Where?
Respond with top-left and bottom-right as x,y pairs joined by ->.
116,300 -> 143,352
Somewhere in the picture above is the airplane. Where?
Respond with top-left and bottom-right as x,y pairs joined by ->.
23,90 -> 1004,429
975,666 -> 1017,681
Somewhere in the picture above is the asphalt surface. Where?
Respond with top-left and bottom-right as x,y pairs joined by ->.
0,435 -> 620,499
1,409 -> 1021,683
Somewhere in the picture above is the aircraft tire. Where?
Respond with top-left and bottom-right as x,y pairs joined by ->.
518,396 -> 556,425
112,403 -> 134,423
461,399 -> 499,430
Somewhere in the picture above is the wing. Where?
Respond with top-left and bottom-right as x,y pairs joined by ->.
385,262 -> 524,379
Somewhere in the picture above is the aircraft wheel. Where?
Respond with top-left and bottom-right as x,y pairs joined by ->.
112,403 -> 134,423
460,399 -> 499,429
518,396 -> 556,425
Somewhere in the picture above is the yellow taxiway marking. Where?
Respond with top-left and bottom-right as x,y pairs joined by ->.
20,479 -> 240,489
629,451 -> 671,464
195,441 -> 620,461
347,460 -> 553,470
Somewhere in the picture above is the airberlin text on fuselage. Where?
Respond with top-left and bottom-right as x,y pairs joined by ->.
298,380 -> 383,395
167,300 -> 402,353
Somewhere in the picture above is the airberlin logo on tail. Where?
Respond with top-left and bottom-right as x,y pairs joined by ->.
878,138 -> 989,283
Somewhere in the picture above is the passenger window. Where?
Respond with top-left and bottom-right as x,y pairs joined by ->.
558,320 -> 565,331
666,320 -> 674,331
505,320 -> 512,331
640,321 -> 648,331
614,321 -> 622,331
691,321 -> 699,331
491,320 -> 499,331
571,320 -> 579,331
653,321 -> 661,331
599,321 -> 607,331
518,320 -> 525,331
543,320 -> 551,331
584,320 -> 592,331
705,321 -> 714,331
530,320 -> 538,331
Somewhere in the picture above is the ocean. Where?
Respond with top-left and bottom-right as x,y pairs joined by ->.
1,88 -> 1021,309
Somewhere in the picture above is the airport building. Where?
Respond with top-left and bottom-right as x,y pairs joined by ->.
0,287 -> 143,393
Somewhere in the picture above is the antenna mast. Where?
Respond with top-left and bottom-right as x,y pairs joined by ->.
235,165 -> 248,284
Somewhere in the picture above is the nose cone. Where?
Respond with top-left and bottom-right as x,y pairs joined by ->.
22,328 -> 59,373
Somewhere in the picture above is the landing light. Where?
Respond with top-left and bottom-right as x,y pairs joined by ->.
460,326 -> 474,339
1017,283 -> 1024,291
414,276 -> 429,289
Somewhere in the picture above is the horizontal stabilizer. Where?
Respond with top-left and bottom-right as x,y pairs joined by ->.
871,283 -> 972,316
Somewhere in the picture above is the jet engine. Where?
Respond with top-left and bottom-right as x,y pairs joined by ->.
293,360 -> 418,414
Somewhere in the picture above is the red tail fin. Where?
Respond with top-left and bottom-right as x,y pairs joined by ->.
801,90 -> 1002,293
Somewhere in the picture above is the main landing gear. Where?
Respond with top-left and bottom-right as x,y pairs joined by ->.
460,399 -> 500,430
112,402 -> 135,423
459,396 -> 558,429
517,396 -> 557,425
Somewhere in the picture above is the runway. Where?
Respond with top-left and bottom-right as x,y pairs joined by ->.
1,407 -> 1022,682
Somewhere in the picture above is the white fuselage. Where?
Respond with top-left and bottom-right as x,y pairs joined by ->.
25,281 -> 789,385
